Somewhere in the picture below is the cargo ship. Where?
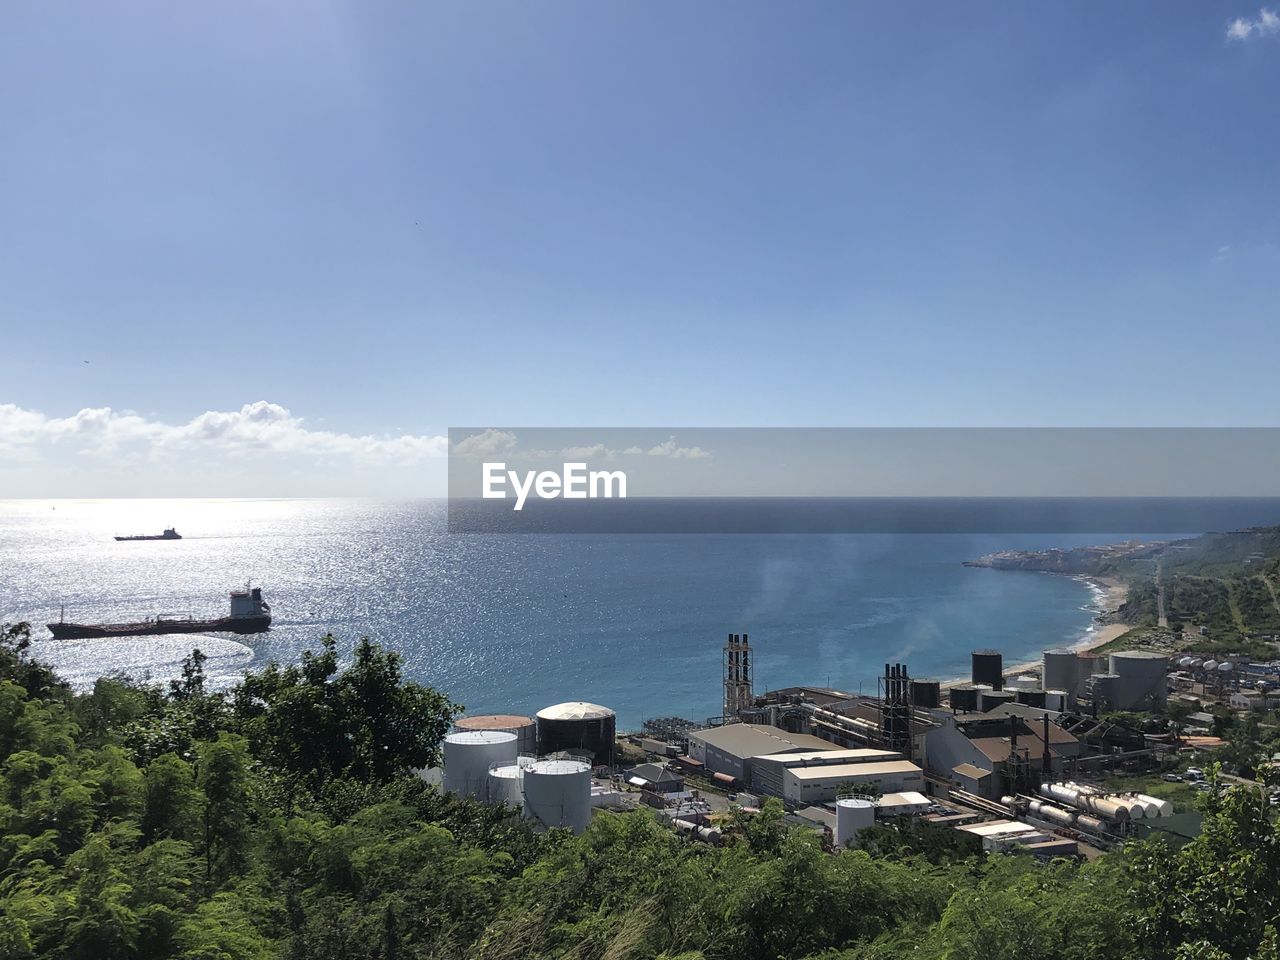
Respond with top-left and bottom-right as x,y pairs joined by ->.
47,585 -> 271,640
115,528 -> 182,541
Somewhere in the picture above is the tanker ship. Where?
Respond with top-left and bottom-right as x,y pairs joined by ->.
115,528 -> 182,541
47,585 -> 271,640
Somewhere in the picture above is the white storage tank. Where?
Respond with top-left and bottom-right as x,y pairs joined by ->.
1043,689 -> 1070,712
454,714 -> 538,756
522,757 -> 592,834
1042,649 -> 1079,695
443,730 -> 518,800
487,756 -> 535,810
1109,651 -> 1169,710
1034,804 -> 1076,828
1076,814 -> 1107,835
1136,793 -> 1174,817
834,797 -> 877,848
1078,794 -> 1131,825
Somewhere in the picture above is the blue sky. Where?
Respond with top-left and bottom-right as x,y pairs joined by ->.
3,2 -> 1280,495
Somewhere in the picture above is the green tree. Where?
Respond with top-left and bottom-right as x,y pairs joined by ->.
196,733 -> 251,884
141,752 -> 200,842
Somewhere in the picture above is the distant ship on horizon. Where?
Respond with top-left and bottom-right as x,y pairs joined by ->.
47,585 -> 271,640
115,527 -> 182,542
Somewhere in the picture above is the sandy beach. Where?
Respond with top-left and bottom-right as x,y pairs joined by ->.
940,575 -> 1132,689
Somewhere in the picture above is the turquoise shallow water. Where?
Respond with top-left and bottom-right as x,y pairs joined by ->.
0,499 -> 1171,726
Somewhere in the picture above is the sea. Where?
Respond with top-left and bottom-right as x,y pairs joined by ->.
0,498 -> 1214,727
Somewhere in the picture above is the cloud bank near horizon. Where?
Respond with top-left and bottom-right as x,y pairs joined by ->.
0,401 -> 448,497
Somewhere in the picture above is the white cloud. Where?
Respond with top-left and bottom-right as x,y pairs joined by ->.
646,436 -> 712,459
1227,8 -> 1280,40
0,401 -> 448,465
450,429 -> 518,459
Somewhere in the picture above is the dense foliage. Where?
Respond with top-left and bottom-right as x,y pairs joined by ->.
0,622 -> 1276,959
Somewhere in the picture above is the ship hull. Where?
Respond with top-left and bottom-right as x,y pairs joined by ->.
46,614 -> 271,640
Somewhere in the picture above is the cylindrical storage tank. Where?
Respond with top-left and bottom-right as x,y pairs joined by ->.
522,758 -> 592,834
972,650 -> 1004,690
1043,689 -> 1069,712
1137,794 -> 1174,817
1203,659 -> 1219,672
535,702 -> 617,767
1037,784 -> 1055,800
949,684 -> 981,711
980,689 -> 1017,712
1049,783 -> 1079,805
1036,804 -> 1076,828
834,797 -> 877,847
1078,794 -> 1131,825
910,679 -> 942,709
455,714 -> 537,756
1178,656 -> 1195,668
1219,662 -> 1234,673
1076,814 -> 1107,835
1109,651 -> 1169,711
443,731 -> 518,801
1089,674 -> 1121,711
1043,649 -> 1079,693
1125,795 -> 1157,819
487,758 -> 532,810
1016,688 -> 1047,708
1006,674 -> 1040,692
1076,653 -> 1102,686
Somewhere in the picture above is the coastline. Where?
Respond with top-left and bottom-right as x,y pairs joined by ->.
940,574 -> 1132,690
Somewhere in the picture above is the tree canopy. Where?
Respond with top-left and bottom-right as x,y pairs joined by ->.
0,621 -> 1272,959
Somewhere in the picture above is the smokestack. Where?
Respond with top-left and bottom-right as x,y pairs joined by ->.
1042,714 -> 1052,771
1009,714 -> 1018,749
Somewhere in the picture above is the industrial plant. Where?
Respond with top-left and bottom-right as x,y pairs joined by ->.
430,630 -> 1254,854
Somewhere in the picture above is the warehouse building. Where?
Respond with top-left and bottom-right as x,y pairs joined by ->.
686,723 -> 836,783
750,747 -> 901,798
783,759 -> 925,805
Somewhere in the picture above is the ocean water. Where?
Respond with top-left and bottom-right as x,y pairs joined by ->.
0,498 -> 1167,727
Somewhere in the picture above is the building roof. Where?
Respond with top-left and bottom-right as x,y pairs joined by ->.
957,715 -> 1079,752
969,737 -> 1061,764
878,791 -> 931,809
981,702 -> 1064,721
689,723 -> 835,759
627,763 -> 682,784
792,806 -> 838,829
785,760 -> 922,782
761,685 -> 857,706
952,763 -> 991,780
751,748 -> 900,765
960,820 -> 1039,837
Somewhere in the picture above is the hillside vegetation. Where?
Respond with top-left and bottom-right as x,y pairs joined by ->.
2,621 -> 1280,960
975,526 -> 1280,655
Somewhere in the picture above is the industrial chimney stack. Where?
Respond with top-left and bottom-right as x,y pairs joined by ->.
722,633 -> 754,720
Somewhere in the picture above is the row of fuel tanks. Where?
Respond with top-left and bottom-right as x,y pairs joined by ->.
1000,780 -> 1176,836
439,702 -> 619,835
